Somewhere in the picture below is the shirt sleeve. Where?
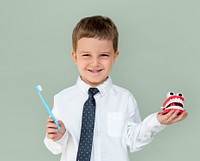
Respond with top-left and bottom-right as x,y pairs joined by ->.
43,95 -> 69,155
126,94 -> 167,152
44,131 -> 69,154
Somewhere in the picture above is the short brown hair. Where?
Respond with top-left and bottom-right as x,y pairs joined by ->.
72,15 -> 118,52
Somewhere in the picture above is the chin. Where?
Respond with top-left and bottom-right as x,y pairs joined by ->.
87,78 -> 106,86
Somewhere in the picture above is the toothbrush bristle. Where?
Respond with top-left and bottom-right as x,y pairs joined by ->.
37,85 -> 42,91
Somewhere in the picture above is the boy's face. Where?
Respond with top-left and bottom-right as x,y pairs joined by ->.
72,38 -> 119,87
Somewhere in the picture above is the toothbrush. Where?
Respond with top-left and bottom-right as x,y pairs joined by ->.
35,85 -> 61,131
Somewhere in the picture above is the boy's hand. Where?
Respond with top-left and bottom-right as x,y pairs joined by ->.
157,110 -> 188,125
46,118 -> 66,141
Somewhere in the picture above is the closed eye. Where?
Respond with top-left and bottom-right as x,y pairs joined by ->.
82,54 -> 91,57
100,54 -> 110,58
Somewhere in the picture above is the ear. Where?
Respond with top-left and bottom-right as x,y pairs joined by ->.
113,51 -> 119,63
72,51 -> 77,64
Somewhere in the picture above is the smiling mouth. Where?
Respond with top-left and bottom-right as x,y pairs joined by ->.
88,69 -> 103,73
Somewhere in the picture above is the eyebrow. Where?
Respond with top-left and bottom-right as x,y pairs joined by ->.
79,51 -> 112,54
100,51 -> 111,54
80,51 -> 91,54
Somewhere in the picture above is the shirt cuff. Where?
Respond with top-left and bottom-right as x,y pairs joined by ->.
55,130 -> 69,145
44,131 -> 69,155
149,112 -> 167,133
136,113 -> 167,145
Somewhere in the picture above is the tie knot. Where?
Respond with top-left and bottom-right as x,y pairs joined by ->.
88,88 -> 99,96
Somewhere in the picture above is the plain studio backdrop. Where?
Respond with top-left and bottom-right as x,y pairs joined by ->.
0,0 -> 199,161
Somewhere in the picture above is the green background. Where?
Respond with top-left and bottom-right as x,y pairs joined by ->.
1,0 -> 199,160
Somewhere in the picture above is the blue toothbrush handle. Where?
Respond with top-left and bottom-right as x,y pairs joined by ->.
36,88 -> 61,131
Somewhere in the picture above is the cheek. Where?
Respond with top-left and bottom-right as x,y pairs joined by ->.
103,60 -> 114,69
76,59 -> 88,68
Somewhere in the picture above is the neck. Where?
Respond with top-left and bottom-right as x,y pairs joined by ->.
80,76 -> 109,87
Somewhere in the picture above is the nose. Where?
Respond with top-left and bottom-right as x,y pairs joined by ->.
90,57 -> 99,66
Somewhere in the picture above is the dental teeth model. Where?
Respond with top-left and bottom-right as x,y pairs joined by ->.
161,91 -> 185,115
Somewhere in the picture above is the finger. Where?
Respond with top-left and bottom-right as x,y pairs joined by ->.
163,110 -> 179,124
180,110 -> 188,116
182,111 -> 188,119
47,117 -> 54,123
165,110 -> 176,119
169,111 -> 188,123
58,120 -> 65,127
174,111 -> 188,121
47,133 -> 58,140
47,122 -> 58,129
46,127 -> 59,134
171,110 -> 180,119
57,120 -> 67,133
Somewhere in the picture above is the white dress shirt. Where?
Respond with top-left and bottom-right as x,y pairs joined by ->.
44,77 -> 166,161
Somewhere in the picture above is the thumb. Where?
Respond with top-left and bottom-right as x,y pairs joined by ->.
58,120 -> 66,133
58,120 -> 64,127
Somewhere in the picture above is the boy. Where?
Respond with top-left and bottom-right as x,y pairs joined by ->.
44,15 -> 188,161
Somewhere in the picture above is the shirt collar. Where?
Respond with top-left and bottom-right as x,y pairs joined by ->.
75,76 -> 113,96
